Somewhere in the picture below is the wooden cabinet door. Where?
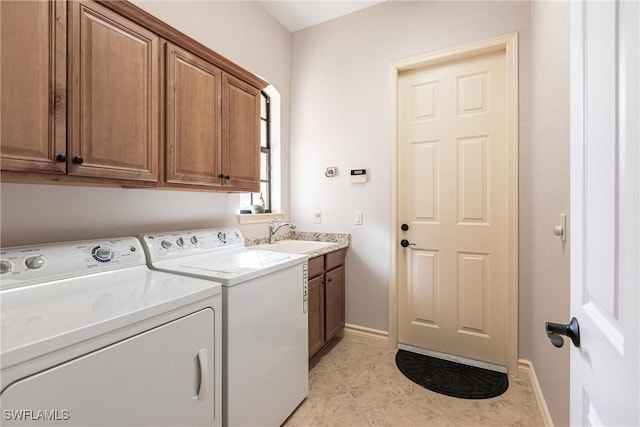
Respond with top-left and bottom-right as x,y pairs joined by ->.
222,74 -> 260,192
165,44 -> 222,187
68,1 -> 159,182
308,275 -> 325,358
325,266 -> 345,341
1,0 -> 66,174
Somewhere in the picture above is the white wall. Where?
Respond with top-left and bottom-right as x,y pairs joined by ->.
290,1 -> 569,424
291,0 -> 531,331
524,2 -> 571,425
0,1 -> 291,247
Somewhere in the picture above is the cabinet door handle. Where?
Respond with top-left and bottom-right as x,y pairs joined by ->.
72,156 -> 84,165
197,348 -> 209,400
218,173 -> 224,179
224,174 -> 230,180
56,154 -> 67,163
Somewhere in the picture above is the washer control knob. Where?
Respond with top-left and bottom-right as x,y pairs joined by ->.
0,260 -> 12,275
176,237 -> 185,247
25,255 -> 45,270
190,236 -> 199,246
161,240 -> 173,250
94,247 -> 113,261
217,232 -> 226,243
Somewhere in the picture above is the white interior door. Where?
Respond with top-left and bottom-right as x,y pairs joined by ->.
397,49 -> 509,368
569,0 -> 639,425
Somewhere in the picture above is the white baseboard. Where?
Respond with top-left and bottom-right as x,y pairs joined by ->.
518,359 -> 554,427
342,323 -> 389,347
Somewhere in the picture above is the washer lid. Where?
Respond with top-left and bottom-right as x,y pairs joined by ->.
152,249 -> 307,286
0,266 -> 220,369
182,250 -> 297,273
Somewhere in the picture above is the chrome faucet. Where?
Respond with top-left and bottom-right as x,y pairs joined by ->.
269,218 -> 296,244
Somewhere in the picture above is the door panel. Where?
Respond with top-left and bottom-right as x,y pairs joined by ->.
569,1 -> 639,424
409,250 -> 438,326
308,275 -> 325,358
458,137 -> 488,223
457,252 -> 489,336
398,50 -> 508,366
166,44 -> 222,186
69,1 -> 159,181
222,74 -> 260,191
411,141 -> 438,221
0,0 -> 66,174
325,266 -> 345,341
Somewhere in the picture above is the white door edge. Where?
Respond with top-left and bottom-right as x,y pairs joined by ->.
569,1 -> 640,425
388,32 -> 519,376
397,343 -> 508,374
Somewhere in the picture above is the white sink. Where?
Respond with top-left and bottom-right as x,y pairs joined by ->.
251,239 -> 335,255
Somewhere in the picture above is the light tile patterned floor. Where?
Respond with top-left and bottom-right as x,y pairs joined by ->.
284,338 -> 545,427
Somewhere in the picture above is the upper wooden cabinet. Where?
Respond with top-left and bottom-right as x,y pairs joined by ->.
68,0 -> 160,182
0,0 -> 66,174
1,0 -> 267,191
165,48 -> 261,192
165,43 -> 223,187
222,75 -> 261,192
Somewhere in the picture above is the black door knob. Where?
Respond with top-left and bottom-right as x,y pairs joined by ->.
400,239 -> 416,248
545,317 -> 580,348
73,156 -> 84,165
401,224 -> 409,231
56,154 -> 67,162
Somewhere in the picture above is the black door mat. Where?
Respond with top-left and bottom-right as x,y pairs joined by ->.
395,349 -> 508,399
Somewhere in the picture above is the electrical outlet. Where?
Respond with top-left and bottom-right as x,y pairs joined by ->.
313,211 -> 321,224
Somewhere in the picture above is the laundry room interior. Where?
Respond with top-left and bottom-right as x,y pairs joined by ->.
2,1 -> 638,426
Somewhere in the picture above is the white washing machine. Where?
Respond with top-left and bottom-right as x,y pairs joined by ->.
0,237 -> 222,427
139,227 -> 308,427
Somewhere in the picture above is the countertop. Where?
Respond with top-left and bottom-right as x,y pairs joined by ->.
245,231 -> 350,258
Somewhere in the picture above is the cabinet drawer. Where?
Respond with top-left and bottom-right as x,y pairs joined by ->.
325,248 -> 346,271
308,256 -> 324,278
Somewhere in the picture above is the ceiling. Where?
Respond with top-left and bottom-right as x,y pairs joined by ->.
258,1 -> 385,33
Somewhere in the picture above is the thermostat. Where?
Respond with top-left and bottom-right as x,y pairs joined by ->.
350,169 -> 367,183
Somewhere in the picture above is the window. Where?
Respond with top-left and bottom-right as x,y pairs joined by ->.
240,91 -> 271,212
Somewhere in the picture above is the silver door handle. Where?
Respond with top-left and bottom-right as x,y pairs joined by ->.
197,348 -> 209,400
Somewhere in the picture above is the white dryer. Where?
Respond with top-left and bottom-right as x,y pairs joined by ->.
0,237 -> 222,427
139,227 -> 309,427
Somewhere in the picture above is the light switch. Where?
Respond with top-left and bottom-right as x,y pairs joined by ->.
354,211 -> 363,225
313,211 -> 321,224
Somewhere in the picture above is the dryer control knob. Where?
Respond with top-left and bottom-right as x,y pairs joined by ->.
93,246 -> 113,262
0,260 -> 12,275
190,236 -> 199,246
25,255 -> 45,270
176,237 -> 185,247
161,240 -> 173,250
